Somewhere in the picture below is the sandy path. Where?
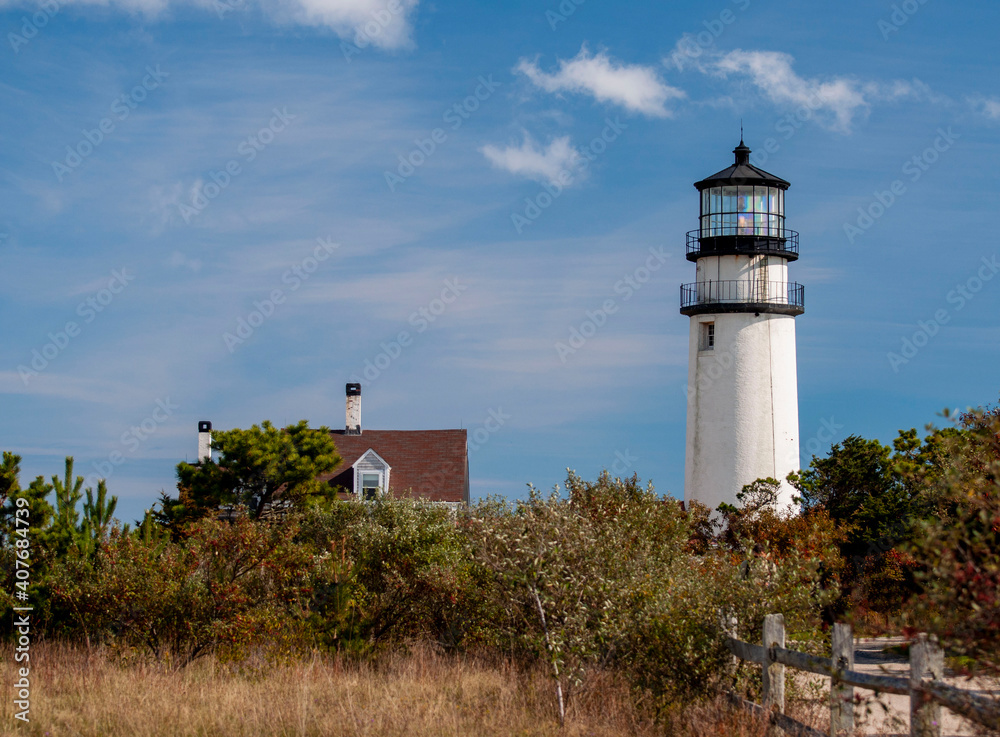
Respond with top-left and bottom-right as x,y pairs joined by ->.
794,637 -> 999,736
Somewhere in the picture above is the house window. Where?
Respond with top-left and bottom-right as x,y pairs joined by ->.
360,472 -> 381,500
701,322 -> 715,351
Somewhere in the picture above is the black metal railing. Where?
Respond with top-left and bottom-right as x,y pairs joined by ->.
686,228 -> 799,259
680,280 -> 804,311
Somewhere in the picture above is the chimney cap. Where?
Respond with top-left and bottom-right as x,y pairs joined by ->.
346,383 -> 361,396
198,420 -> 212,432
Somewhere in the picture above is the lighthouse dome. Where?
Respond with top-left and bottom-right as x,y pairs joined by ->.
694,139 -> 790,191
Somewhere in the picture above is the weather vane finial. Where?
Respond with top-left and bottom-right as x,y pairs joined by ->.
740,119 -> 744,143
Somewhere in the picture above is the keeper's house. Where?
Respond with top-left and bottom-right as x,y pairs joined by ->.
317,383 -> 469,505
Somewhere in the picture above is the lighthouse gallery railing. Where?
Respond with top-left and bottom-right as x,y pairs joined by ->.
679,280 -> 804,309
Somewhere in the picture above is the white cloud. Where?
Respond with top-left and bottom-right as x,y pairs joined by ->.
712,50 -> 869,133
283,0 -> 417,49
0,0 -> 418,48
167,251 -> 203,272
969,96 -> 1000,121
480,133 -> 582,186
516,47 -> 684,118
668,44 -> 954,132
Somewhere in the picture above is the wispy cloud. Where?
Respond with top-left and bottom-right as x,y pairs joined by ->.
516,46 -> 684,118
0,0 -> 419,48
667,42 -> 957,133
711,50 -> 870,133
969,96 -> 1000,121
284,0 -> 417,48
480,133 -> 582,185
167,251 -> 203,273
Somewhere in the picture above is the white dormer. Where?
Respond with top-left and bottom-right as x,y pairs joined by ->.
353,448 -> 390,500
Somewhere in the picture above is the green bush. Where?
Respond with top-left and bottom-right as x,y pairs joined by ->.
48,516 -> 323,665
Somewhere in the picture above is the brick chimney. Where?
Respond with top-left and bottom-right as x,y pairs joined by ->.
197,420 -> 212,463
345,383 -> 361,435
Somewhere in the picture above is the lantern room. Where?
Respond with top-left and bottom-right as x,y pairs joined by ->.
687,140 -> 798,262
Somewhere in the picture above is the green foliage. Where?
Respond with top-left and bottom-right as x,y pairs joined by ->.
160,420 -> 342,528
79,480 -> 118,559
297,497 -> 479,653
50,457 -> 84,555
48,516 -> 323,665
792,436 -> 909,546
469,472 -> 832,718
0,451 -> 20,509
789,429 -> 951,619
905,406 -> 1000,675
471,484 -> 616,723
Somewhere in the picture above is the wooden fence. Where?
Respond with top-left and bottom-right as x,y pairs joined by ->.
725,613 -> 1000,737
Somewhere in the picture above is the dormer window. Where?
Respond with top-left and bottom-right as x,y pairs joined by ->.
353,449 -> 390,501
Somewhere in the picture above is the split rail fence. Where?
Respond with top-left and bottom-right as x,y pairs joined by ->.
725,613 -> 1000,737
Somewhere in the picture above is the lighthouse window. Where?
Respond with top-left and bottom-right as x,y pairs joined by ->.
702,184 -> 785,238
769,187 -> 782,216
701,322 -> 715,351
753,186 -> 768,214
737,187 -> 753,213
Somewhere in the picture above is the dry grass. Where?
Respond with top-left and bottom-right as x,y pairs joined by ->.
0,642 -> 779,737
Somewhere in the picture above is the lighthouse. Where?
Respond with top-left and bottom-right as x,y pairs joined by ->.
681,139 -> 804,513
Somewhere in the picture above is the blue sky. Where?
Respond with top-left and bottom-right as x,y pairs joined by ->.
2,0 -> 998,523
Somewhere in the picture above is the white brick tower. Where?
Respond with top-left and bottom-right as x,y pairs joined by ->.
681,139 -> 803,512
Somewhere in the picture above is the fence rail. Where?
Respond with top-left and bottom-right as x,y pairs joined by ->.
726,613 -> 1000,737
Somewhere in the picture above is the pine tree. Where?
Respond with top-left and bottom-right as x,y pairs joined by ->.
50,457 -> 84,558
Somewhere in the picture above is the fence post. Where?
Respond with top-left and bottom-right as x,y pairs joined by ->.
720,610 -> 739,676
762,614 -> 785,715
830,622 -> 854,736
910,633 -> 943,737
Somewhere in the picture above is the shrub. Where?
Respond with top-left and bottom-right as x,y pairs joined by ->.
297,497 -> 482,652
905,407 -> 1000,675
48,517 -> 323,665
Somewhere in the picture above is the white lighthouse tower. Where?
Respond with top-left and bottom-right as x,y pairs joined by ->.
681,139 -> 803,513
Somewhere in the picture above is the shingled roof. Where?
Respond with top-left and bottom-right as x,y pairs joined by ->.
320,429 -> 469,504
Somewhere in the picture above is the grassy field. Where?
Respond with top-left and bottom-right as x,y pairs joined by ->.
0,642 -> 779,737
